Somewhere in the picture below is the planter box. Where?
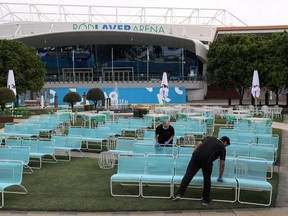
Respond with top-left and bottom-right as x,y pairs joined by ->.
0,116 -> 14,123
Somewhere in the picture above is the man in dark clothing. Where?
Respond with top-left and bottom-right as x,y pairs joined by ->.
155,119 -> 175,146
173,136 -> 230,205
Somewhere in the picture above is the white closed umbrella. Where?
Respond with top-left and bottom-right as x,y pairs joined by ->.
7,69 -> 16,95
7,69 -> 17,108
159,72 -> 169,104
251,70 -> 260,115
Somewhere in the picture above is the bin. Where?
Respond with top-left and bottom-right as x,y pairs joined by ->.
133,109 -> 141,118
140,109 -> 149,117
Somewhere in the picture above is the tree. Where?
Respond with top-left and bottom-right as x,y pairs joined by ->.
260,31 -> 288,105
207,34 -> 268,104
86,88 -> 105,109
0,40 -> 46,94
0,87 -> 16,110
63,92 -> 81,111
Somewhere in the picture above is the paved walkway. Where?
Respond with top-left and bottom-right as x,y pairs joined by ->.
275,115 -> 288,207
1,114 -> 288,215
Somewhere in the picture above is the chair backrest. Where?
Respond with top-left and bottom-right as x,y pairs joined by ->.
225,144 -> 235,157
65,135 -> 83,149
212,156 -> 236,179
4,123 -> 17,133
236,157 -> 268,181
0,132 -> 3,144
52,135 -> 67,148
145,154 -> 174,176
101,111 -> 111,120
177,146 -> 194,155
58,113 -> 71,123
91,115 -> 105,123
21,138 -> 39,153
237,133 -> 257,144
271,135 -> 279,152
81,127 -> 97,138
255,125 -> 272,134
68,127 -> 82,136
5,137 -> 22,147
183,134 -> 195,146
190,122 -> 207,134
117,153 -> 146,175
206,118 -> 214,126
0,160 -> 23,185
133,143 -> 156,155
37,138 -> 55,154
174,154 -> 191,176
250,144 -> 275,163
157,145 -> 178,156
9,146 -> 30,166
27,124 -> 40,136
233,144 -> 250,158
143,130 -> 155,140
115,138 -> 136,152
0,147 -> 11,160
95,127 -> 111,139
275,107 -> 283,115
257,134 -> 279,152
218,127 -> 236,135
105,124 -> 122,135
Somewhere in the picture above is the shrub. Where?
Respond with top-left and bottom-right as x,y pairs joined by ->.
0,87 -> 16,110
63,92 -> 81,111
86,88 -> 105,109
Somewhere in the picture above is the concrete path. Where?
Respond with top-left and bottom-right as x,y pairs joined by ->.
276,115 -> 288,207
272,121 -> 288,131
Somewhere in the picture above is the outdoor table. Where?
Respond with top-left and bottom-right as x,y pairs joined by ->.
188,116 -> 214,123
241,117 -> 270,124
179,112 -> 202,117
144,113 -> 170,129
232,110 -> 250,114
55,110 -> 75,124
178,112 -> 202,120
78,112 -> 106,128
225,113 -> 250,121
98,110 -> 115,121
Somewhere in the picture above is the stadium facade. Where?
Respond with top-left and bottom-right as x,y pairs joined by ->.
2,2 -> 284,106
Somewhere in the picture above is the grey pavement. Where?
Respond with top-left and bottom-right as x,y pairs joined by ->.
1,111 -> 288,215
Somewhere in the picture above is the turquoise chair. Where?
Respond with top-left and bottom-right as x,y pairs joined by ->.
236,157 -> 272,206
110,153 -> 146,197
0,160 -> 28,208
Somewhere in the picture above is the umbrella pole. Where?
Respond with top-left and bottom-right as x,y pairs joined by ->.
255,92 -> 258,115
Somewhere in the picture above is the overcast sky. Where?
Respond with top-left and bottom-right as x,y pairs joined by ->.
3,0 -> 288,26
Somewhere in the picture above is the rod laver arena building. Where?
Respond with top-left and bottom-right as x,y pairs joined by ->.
0,2 -> 287,105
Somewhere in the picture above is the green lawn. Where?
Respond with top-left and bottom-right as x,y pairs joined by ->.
0,116 -> 282,211
3,155 -> 278,212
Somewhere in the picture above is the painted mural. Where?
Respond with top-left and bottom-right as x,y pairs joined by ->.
49,87 -> 186,106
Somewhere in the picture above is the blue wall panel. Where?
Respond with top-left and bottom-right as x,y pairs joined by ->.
49,87 -> 186,106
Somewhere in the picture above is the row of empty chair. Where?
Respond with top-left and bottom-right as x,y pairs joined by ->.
4,135 -> 83,168
218,129 -> 279,152
2,113 -> 71,138
110,153 -> 272,206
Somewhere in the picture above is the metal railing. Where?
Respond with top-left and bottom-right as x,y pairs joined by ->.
0,2 -> 247,26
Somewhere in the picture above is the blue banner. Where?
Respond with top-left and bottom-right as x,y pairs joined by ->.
49,87 -> 186,106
